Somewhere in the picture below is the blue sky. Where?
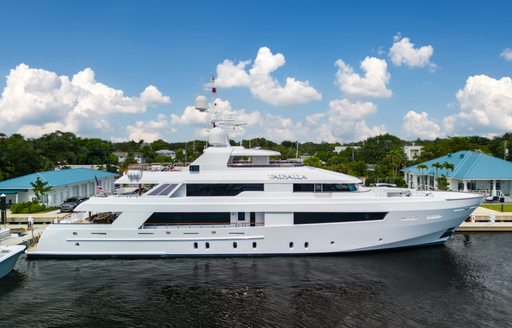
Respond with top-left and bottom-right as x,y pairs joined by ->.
0,0 -> 511,143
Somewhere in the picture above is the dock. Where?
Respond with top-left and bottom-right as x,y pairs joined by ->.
456,206 -> 512,232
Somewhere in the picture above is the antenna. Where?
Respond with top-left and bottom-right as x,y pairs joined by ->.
194,74 -> 246,132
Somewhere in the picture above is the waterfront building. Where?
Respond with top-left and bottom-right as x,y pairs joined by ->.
402,150 -> 512,196
0,168 -> 116,206
113,152 -> 145,164
155,149 -> 176,159
404,144 -> 423,160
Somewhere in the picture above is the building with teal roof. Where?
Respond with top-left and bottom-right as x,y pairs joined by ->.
0,168 -> 117,206
402,150 -> 512,197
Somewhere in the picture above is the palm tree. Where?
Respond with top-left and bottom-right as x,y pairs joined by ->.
432,162 -> 443,190
443,161 -> 454,176
30,177 -> 52,205
416,164 -> 428,190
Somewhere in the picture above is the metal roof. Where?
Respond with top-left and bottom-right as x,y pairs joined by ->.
0,168 -> 116,190
402,150 -> 512,180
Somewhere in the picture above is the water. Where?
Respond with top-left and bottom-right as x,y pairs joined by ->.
1,233 -> 511,328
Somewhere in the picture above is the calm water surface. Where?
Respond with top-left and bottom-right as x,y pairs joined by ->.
1,233 -> 511,328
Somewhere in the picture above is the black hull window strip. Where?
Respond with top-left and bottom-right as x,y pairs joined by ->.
186,184 -> 264,197
145,212 -> 231,225
294,212 -> 387,224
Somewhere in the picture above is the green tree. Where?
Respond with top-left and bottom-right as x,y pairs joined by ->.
30,177 -> 52,204
416,163 -> 429,189
443,161 -> 454,176
432,162 -> 443,190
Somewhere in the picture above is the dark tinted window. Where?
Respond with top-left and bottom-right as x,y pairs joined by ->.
189,165 -> 200,172
293,183 -> 357,192
293,184 -> 314,192
145,212 -> 230,225
238,212 -> 245,221
186,184 -> 264,196
294,212 -> 387,224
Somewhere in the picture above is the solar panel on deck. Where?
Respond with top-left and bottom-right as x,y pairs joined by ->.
148,184 -> 169,196
158,184 -> 177,196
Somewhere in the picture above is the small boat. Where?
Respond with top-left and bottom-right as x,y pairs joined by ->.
0,243 -> 26,279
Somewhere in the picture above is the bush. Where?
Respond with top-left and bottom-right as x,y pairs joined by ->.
10,201 -> 48,214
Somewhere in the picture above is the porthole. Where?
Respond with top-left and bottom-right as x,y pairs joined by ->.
75,243 -> 80,246
252,242 -> 257,249
205,242 -> 210,249
166,231 -> 171,235
193,242 -> 198,249
289,242 -> 294,249
73,232 -> 77,236
233,242 -> 238,249
305,242 -> 309,248
330,241 -> 335,245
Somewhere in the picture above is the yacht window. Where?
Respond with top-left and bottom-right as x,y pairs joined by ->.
293,184 -> 314,192
186,184 -> 264,197
238,212 -> 245,221
144,212 -> 230,225
293,183 -> 357,192
294,212 -> 387,224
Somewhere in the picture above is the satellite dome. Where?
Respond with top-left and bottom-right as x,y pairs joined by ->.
195,96 -> 209,112
208,127 -> 228,147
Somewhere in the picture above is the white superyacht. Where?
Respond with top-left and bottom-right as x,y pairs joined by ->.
28,94 -> 483,257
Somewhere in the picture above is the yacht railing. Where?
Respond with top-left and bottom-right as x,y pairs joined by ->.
228,162 -> 304,168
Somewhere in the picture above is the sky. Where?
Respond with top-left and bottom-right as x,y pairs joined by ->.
0,0 -> 511,144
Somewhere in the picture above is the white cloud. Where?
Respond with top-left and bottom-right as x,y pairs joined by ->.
0,64 -> 171,138
402,110 -> 442,140
354,120 -> 386,141
328,98 -> 377,122
335,57 -> 392,98
215,47 -> 322,106
444,74 -> 512,134
171,106 -> 210,126
304,98 -> 385,144
500,48 -> 512,61
389,35 -> 435,68
125,114 -> 176,142
139,85 -> 172,105
305,113 -> 325,125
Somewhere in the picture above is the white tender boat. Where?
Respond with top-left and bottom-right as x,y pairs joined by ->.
0,243 -> 26,278
27,92 -> 483,257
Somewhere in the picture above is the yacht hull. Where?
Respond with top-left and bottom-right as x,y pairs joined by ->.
27,195 -> 481,257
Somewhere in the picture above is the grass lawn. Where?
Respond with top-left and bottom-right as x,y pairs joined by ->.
480,204 -> 512,212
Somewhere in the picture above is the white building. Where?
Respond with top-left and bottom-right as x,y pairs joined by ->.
0,168 -> 117,206
113,152 -> 145,164
402,150 -> 512,197
404,144 -> 423,160
155,149 -> 176,159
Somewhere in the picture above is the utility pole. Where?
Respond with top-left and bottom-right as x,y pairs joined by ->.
505,141 -> 508,160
